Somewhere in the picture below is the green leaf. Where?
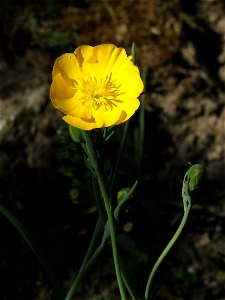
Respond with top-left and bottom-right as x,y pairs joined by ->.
69,125 -> 84,143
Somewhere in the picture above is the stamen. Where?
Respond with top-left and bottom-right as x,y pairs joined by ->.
77,74 -> 124,111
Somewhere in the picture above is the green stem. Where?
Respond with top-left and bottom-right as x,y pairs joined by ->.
65,242 -> 104,300
134,67 -> 147,175
145,204 -> 191,300
92,175 -> 107,226
82,131 -> 127,300
104,194 -> 127,300
121,265 -> 138,300
65,217 -> 103,300
110,120 -> 130,191
65,180 -> 109,300
0,203 -> 64,300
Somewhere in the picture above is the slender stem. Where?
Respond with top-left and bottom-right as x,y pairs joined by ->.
103,197 -> 127,300
92,175 -> 107,226
121,266 -> 138,300
65,174 -> 110,300
145,204 -> 191,300
94,157 -> 127,300
65,217 -> 103,300
110,121 -> 130,191
108,215 -> 126,300
0,203 -> 64,300
82,131 -> 127,300
81,218 -> 102,268
135,67 -> 147,175
65,242 -> 104,300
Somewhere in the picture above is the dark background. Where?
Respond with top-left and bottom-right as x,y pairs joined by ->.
0,0 -> 224,299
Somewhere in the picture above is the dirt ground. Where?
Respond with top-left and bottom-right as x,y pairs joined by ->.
0,1 -> 225,300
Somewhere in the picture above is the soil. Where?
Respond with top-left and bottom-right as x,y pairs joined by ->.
0,1 -> 224,300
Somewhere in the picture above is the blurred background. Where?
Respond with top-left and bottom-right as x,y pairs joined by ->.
0,0 -> 224,299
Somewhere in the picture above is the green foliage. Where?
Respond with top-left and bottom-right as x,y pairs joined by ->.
92,295 -> 114,300
54,125 -> 89,205
42,30 -> 70,48
27,13 -> 79,51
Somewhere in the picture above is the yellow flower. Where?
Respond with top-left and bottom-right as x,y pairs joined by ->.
50,44 -> 144,130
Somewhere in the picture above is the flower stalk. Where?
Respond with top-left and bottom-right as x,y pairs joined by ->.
82,130 -> 127,300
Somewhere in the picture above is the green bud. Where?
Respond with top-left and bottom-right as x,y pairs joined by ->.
69,125 -> 84,143
186,163 -> 205,192
117,188 -> 130,203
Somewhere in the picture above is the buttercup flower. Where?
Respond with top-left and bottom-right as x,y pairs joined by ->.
50,44 -> 144,130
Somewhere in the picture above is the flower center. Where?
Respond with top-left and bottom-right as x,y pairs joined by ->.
77,73 -> 124,111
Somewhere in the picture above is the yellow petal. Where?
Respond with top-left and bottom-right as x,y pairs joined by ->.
92,106 -> 125,127
50,73 -> 74,100
63,115 -> 100,130
54,53 -> 81,80
95,44 -> 129,75
50,73 -> 77,115
74,44 -> 130,79
50,79 -> 93,119
116,99 -> 140,123
74,45 -> 96,64
115,67 -> 144,100
114,110 -> 127,124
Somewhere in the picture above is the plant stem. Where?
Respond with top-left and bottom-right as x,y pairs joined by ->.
65,217 -> 103,300
82,131 -> 127,300
108,213 -> 126,300
134,67 -> 147,175
121,265 -> 138,300
110,120 -> 130,191
0,203 -> 64,300
65,242 -> 104,300
145,204 -> 191,300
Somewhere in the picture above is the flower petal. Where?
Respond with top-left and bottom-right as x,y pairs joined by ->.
63,115 -> 100,130
116,99 -> 140,123
54,53 -> 81,80
50,73 -> 77,113
114,67 -> 144,100
92,106 -> 123,127
74,45 -> 96,64
95,44 -> 130,76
